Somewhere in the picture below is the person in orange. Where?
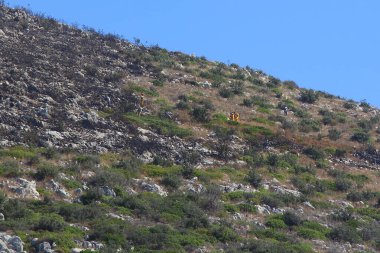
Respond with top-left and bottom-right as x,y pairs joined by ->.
235,112 -> 240,121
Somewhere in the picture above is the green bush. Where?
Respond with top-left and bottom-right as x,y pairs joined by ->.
328,129 -> 342,140
303,147 -> 325,160
152,78 -> 165,87
190,104 -> 212,123
58,203 -> 102,222
298,119 -> 320,132
351,131 -> 370,143
75,154 -> 100,169
283,211 -> 302,226
343,101 -> 356,109
335,178 -> 353,192
211,224 -> 239,243
34,164 -> 59,181
35,213 -> 66,232
283,80 -> 298,89
261,194 -> 284,208
161,175 -> 181,190
246,170 -> 262,188
329,225 -> 361,243
219,87 -> 233,98
299,89 -> 319,103
80,188 -> 103,205
297,227 -> 326,239
266,218 -> 287,229
0,160 -> 22,177
346,191 -> 377,202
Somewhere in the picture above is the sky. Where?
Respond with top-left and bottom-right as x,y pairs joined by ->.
5,0 -> 380,107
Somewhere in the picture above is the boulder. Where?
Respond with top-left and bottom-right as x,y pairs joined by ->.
99,186 -> 116,197
8,236 -> 23,252
139,181 -> 167,196
11,178 -> 40,199
38,241 -> 52,253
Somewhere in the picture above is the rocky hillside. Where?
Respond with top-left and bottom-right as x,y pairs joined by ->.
1,3 -> 380,253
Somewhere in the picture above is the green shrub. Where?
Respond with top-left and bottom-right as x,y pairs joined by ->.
246,170 -> 262,188
303,147 -> 325,160
299,89 -> 319,103
58,203 -> 102,222
176,100 -> 190,110
161,175 -> 181,190
343,101 -> 356,109
35,213 -> 66,232
219,87 -> 233,98
283,80 -> 298,89
41,148 -> 57,159
298,119 -> 320,132
75,154 -> 100,169
80,188 -> 103,205
283,211 -> 302,226
243,98 -> 254,107
347,191 -> 378,202
297,227 -> 326,239
34,164 -> 59,181
191,106 -> 211,123
231,81 -> 244,95
211,224 -> 239,243
266,218 -> 287,229
351,131 -> 370,143
328,129 -> 342,140
329,225 -> 361,243
152,79 -> 165,87
261,194 -> 284,208
0,160 -> 22,177
0,147 -> 37,159
331,208 -> 354,221
335,178 -> 353,192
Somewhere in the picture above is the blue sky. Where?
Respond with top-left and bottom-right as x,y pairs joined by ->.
6,0 -> 380,107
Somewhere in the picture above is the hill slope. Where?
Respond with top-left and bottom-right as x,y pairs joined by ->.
0,4 -> 380,253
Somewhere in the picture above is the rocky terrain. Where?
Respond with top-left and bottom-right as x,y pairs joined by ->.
1,3 -> 380,253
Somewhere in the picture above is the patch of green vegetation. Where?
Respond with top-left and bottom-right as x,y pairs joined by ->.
96,109 -> 113,118
296,221 -> 330,239
298,118 -> 321,133
124,113 -> 192,137
356,207 -> 380,221
61,179 -> 82,190
242,125 -> 273,137
194,168 -> 224,182
142,164 -> 182,177
252,117 -> 275,126
128,84 -> 159,97
0,146 -> 38,159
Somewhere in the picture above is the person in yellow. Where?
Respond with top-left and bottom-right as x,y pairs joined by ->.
139,93 -> 144,107
229,112 -> 235,121
229,112 -> 239,121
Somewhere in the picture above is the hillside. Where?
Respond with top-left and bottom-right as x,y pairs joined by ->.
1,4 -> 380,253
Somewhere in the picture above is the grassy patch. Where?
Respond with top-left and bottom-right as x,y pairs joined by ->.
0,146 -> 38,159
124,113 -> 192,138
142,164 -> 182,177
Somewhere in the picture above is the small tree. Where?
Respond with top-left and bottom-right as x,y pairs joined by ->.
351,131 -> 370,143
299,89 -> 319,104
246,170 -> 262,188
191,106 -> 210,123
328,129 -> 341,141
